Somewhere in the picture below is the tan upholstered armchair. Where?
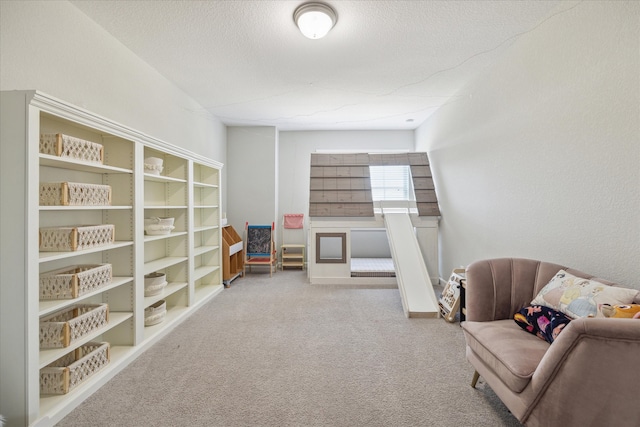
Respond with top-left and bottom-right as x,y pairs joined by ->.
460,258 -> 640,427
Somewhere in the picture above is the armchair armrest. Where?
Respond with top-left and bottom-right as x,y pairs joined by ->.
525,318 -> 640,425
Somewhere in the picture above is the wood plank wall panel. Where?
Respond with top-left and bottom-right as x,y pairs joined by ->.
406,156 -> 440,216
309,154 -> 374,217
416,203 -> 441,216
309,153 -> 439,217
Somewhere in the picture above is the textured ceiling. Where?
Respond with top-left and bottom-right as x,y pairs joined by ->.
70,0 -> 564,131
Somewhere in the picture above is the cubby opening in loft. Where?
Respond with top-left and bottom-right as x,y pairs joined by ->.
350,228 -> 395,278
369,165 -> 415,201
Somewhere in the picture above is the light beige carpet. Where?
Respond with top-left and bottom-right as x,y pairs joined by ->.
58,270 -> 521,426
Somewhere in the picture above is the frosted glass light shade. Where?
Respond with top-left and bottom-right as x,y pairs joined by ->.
294,3 -> 337,39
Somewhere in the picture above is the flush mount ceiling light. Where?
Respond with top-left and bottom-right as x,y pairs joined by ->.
294,2 -> 337,39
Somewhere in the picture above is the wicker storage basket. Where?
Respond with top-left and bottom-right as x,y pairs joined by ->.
40,182 -> 112,206
144,300 -> 166,326
144,217 -> 175,235
40,264 -> 113,300
40,133 -> 104,164
144,272 -> 167,297
40,342 -> 110,395
40,303 -> 109,348
39,224 -> 115,252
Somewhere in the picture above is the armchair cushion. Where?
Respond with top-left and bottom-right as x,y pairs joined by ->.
531,270 -> 639,318
513,305 -> 572,344
462,319 -> 549,393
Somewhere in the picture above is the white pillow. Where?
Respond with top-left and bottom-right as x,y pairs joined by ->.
531,270 -> 639,318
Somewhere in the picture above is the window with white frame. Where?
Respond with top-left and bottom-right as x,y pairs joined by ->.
369,165 -> 414,201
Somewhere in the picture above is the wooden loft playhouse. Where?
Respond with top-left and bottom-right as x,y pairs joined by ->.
307,152 -> 441,318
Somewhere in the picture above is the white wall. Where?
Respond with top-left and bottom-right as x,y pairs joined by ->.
415,1 -> 640,288
0,0 -> 227,205
277,130 -> 415,247
226,126 -> 278,234
351,229 -> 391,258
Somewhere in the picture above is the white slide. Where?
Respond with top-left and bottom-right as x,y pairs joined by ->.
383,209 -> 439,318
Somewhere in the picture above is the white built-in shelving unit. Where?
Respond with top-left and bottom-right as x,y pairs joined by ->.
0,90 -> 223,426
191,162 -> 222,300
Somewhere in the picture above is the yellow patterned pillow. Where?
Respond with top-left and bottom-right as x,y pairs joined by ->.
531,270 -> 639,318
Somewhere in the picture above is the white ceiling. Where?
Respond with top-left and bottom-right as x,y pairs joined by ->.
70,0 -> 562,131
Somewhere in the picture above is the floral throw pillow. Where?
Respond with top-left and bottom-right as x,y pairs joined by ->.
531,270 -> 639,319
514,305 -> 573,344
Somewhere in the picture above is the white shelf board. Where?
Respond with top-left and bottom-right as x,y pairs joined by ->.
39,241 -> 133,263
143,256 -> 188,275
193,181 -> 219,188
143,205 -> 188,210
194,205 -> 219,209
194,225 -> 219,233
143,231 -> 188,242
40,205 -> 133,211
194,245 -> 219,256
143,173 -> 187,184
39,276 -> 134,316
194,265 -> 220,281
40,154 -> 133,174
194,283 -> 224,304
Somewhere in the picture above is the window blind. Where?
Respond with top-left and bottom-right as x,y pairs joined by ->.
369,165 -> 413,201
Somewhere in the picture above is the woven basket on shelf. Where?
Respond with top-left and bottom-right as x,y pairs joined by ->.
39,224 -> 115,252
40,182 -> 112,206
144,272 -> 167,297
144,217 -> 175,235
144,300 -> 166,326
40,303 -> 109,348
40,133 -> 104,164
39,264 -> 112,300
40,342 -> 110,395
